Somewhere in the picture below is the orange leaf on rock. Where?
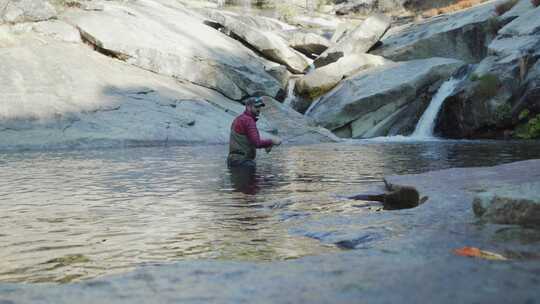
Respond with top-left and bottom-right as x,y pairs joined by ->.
453,247 -> 507,260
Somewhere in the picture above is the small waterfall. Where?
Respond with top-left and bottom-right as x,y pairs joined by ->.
283,79 -> 297,107
242,0 -> 251,11
410,76 -> 462,139
305,63 -> 315,74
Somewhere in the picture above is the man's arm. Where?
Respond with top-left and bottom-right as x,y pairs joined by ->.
245,120 -> 273,148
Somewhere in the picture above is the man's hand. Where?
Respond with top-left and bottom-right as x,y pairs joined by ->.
271,137 -> 282,146
265,146 -> 272,153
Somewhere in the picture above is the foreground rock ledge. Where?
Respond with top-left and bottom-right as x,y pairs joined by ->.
385,159 -> 540,227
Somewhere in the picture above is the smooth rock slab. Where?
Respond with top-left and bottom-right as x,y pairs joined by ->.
371,1 -> 501,63
64,0 -> 282,100
207,10 -> 310,74
0,0 -> 56,24
295,53 -> 390,101
473,182 -> 540,226
498,5 -> 540,36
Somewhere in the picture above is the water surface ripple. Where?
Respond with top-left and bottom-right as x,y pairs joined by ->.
1,141 -> 540,283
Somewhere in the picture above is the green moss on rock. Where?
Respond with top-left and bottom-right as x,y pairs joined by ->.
472,73 -> 500,99
516,114 -> 540,139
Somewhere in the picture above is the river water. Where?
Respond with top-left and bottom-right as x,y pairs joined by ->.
1,140 -> 540,283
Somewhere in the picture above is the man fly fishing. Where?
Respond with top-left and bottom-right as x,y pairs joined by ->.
227,94 -> 282,170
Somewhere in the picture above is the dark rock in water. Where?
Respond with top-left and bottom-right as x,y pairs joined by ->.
335,234 -> 379,249
349,185 -> 421,210
383,185 -> 420,210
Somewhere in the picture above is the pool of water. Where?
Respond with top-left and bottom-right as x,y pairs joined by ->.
1,140 -> 540,283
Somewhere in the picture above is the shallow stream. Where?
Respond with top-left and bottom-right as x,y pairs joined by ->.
1,140 -> 540,283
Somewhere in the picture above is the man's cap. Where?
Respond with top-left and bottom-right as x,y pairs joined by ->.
245,96 -> 266,107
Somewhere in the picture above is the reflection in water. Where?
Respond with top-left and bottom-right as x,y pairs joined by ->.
1,140 -> 540,283
229,167 -> 259,195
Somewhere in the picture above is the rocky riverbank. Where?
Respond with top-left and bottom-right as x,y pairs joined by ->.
2,0 -> 540,150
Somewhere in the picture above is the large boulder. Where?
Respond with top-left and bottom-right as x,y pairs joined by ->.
306,57 -> 464,138
498,3 -> 540,36
63,0 -> 283,101
314,14 -> 391,68
295,54 -> 390,102
436,5 -> 540,139
207,10 -> 310,74
0,0 -> 56,24
473,182 -> 540,227
371,1 -> 502,63
0,36 -> 238,149
498,0 -> 535,24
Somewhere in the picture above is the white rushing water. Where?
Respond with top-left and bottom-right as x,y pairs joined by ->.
410,76 -> 462,139
283,79 -> 297,107
242,0 -> 251,11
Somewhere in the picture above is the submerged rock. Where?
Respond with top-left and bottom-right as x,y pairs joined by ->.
473,182 -> 540,227
306,57 -> 464,138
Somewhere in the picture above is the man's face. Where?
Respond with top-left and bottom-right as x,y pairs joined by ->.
249,105 -> 262,117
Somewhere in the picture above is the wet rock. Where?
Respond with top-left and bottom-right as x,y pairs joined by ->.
349,185 -> 421,210
334,234 -> 379,249
306,57 -> 464,138
64,1 -> 282,101
371,1 -> 501,63
383,185 -> 420,210
437,5 -> 540,139
473,182 -> 540,227
0,0 -> 56,24
314,14 -> 391,68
